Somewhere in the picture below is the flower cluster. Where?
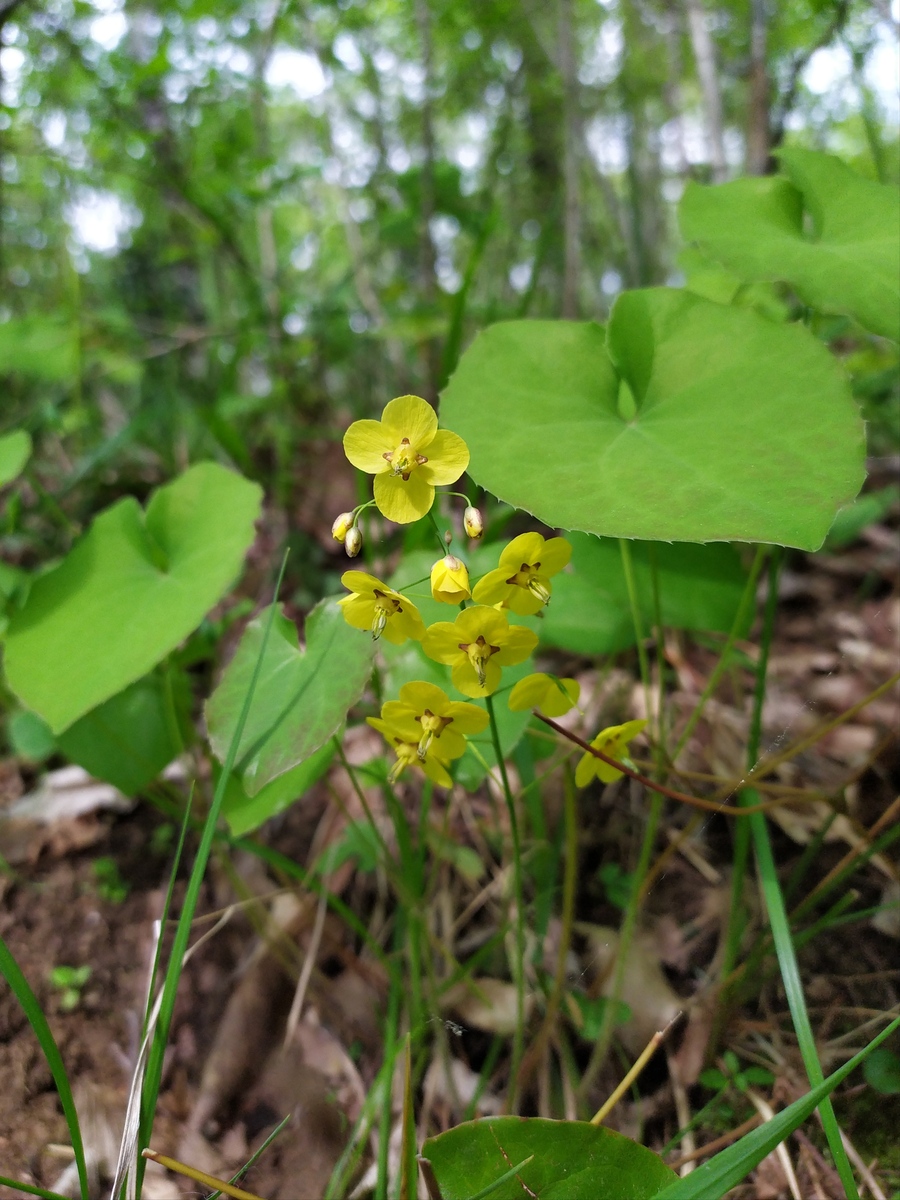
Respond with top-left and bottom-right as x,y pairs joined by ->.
332,393 -> 644,791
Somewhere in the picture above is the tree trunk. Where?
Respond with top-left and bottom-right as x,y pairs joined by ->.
745,0 -> 770,175
684,0 -> 727,181
558,0 -> 581,318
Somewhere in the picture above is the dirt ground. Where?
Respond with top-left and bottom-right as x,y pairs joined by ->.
1,480 -> 898,1200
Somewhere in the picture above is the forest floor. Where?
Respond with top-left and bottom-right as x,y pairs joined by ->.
1,464 -> 899,1200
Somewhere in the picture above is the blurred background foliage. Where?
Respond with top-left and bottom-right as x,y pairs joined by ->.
0,0 -> 897,587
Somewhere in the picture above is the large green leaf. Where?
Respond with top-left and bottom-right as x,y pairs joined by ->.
679,149 -> 900,340
3,463 -> 262,733
422,1117 -> 676,1199
56,673 -> 188,795
0,430 -> 32,486
206,599 -> 375,796
542,535 -> 750,655
441,289 -> 864,549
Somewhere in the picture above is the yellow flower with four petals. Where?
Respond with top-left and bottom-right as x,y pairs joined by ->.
575,719 -> 647,787
379,681 -> 488,762
421,605 -> 537,698
343,394 -> 469,524
338,571 -> 426,643
472,532 -> 572,615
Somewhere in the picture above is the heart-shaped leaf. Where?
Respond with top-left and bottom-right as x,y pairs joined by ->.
3,463 -> 262,733
441,289 -> 864,549
0,430 -> 32,486
542,535 -> 750,655
220,740 -> 336,837
206,599 -> 375,796
422,1116 -> 676,1199
679,148 -> 900,340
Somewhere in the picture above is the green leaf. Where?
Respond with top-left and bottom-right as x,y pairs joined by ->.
823,484 -> 899,549
4,463 -> 262,733
679,149 -> 900,340
206,599 -> 375,796
221,740 -> 336,837
654,1015 -> 900,1200
56,673 -> 187,795
0,430 -> 32,486
542,535 -> 749,655
0,317 -> 77,380
862,1047 -> 900,1095
441,290 -> 864,550
7,709 -> 55,761
422,1117 -> 676,1199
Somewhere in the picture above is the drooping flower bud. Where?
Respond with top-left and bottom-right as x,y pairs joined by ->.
430,554 -> 471,605
332,511 -> 354,542
344,526 -> 363,557
463,505 -> 484,539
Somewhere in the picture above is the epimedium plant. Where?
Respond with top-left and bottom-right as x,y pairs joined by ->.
0,147 -> 897,1199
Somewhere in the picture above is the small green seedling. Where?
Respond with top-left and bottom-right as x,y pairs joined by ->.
48,965 -> 92,1012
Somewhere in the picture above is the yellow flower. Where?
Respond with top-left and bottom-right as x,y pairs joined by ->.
421,605 -> 537,699
575,720 -> 647,787
338,571 -> 426,643
342,395 -> 469,524
508,672 -> 579,717
472,532 -> 572,615
380,680 -> 488,762
367,715 -> 456,787
430,554 -> 471,605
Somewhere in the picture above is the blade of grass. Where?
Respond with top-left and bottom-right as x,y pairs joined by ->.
742,548 -> 858,1198
653,1014 -> 900,1199
135,551 -> 290,1193
0,937 -> 89,1200
0,1178 -> 69,1200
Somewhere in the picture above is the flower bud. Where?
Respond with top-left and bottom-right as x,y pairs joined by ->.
430,554 -> 471,605
344,526 -> 363,558
331,511 -> 354,542
463,505 -> 484,539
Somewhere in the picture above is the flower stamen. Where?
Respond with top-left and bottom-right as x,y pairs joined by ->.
457,635 -> 500,687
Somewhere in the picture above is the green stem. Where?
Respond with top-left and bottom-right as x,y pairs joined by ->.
743,548 -> 859,1199
486,691 -> 525,1111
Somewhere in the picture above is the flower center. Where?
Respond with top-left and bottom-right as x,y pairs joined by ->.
389,740 -> 419,782
506,560 -> 551,605
371,588 -> 403,639
458,634 -> 500,687
416,709 -> 453,760
382,436 -> 429,481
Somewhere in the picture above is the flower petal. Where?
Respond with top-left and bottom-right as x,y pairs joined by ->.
504,586 -> 545,616
340,570 -> 382,595
421,621 -> 465,665
374,471 -> 435,523
508,673 -> 554,712
456,605 -> 509,643
379,704 -> 420,740
540,678 -> 579,717
422,754 -> 453,788
339,594 -> 375,632
494,623 -> 538,666
472,568 -> 513,607
498,532 -> 545,571
399,681 -> 450,713
437,728 -> 468,760
575,752 -> 597,788
445,701 -> 489,735
451,656 -> 502,698
539,537 -> 573,576
343,420 -> 393,473
381,394 -> 438,448
419,429 -> 470,486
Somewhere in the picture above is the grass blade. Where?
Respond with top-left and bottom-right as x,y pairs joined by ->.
654,1014 -> 900,1199
0,937 -> 89,1200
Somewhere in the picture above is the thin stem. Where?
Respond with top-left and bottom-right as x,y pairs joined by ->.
486,692 -> 525,1111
